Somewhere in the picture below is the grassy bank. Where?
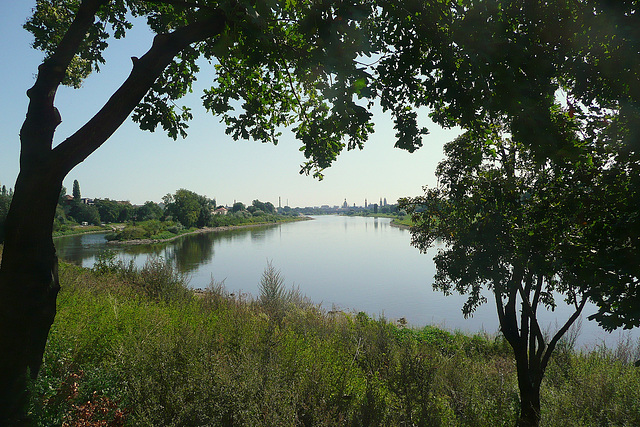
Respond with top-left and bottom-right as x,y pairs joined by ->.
53,224 -> 114,238
107,216 -> 307,243
344,212 -> 413,228
21,258 -> 640,426
390,217 -> 412,228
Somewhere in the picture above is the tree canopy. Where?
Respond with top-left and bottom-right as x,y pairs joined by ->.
163,188 -> 213,228
393,1 -> 639,424
2,1 -> 401,419
377,0 -> 639,331
22,0 -> 394,179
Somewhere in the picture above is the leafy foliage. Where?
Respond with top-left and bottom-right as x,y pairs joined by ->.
23,0 -> 391,178
162,188 -> 213,228
71,179 -> 81,201
379,0 -> 639,331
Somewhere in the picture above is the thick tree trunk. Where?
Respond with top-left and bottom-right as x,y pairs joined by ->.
512,341 -> 541,427
508,318 -> 543,427
0,167 -> 63,423
518,383 -> 541,427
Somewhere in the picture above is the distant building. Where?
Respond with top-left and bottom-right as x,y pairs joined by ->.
214,207 -> 228,215
342,198 -> 348,209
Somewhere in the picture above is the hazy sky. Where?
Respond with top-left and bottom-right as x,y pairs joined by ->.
0,3 -> 461,208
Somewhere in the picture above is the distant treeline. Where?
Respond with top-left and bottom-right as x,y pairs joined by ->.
0,185 -> 12,243
0,182 -> 304,243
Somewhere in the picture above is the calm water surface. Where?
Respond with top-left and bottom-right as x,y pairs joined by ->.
55,215 -> 636,347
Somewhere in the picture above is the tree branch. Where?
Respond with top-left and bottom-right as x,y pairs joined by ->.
20,0 -> 108,168
500,266 -> 524,347
531,274 -> 543,314
517,274 -> 547,363
494,286 -> 506,326
541,294 -> 587,372
51,10 -> 227,174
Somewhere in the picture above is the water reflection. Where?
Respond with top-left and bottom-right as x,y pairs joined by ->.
54,224 -> 280,272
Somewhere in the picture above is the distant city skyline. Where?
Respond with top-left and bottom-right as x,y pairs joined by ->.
46,189 -> 399,210
0,4 -> 462,210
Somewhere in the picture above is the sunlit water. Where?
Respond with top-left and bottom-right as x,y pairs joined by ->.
55,215 -> 638,348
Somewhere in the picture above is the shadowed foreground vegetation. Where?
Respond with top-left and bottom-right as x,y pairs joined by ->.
24,255 -> 640,426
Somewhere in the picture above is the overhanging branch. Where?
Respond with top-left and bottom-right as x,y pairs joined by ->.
20,0 -> 108,165
51,10 -> 227,174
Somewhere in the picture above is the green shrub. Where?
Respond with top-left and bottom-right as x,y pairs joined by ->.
134,257 -> 190,302
141,219 -> 163,236
258,261 -> 313,324
150,231 -> 175,240
117,225 -> 146,241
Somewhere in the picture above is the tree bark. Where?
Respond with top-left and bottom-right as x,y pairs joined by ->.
513,342 -> 542,427
0,167 -> 64,423
517,376 -> 541,427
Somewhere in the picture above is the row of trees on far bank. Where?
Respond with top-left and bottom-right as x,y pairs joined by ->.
0,176 -> 303,243
51,179 -> 164,233
109,190 -> 296,242
43,183 -> 293,238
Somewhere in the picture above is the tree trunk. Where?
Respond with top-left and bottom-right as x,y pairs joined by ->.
0,166 -> 63,423
517,380 -> 541,427
514,344 -> 542,427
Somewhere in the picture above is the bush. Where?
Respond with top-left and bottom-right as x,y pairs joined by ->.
134,257 -> 190,302
92,251 -> 189,302
166,221 -> 183,234
258,261 -> 312,324
141,219 -> 163,236
117,226 -> 146,241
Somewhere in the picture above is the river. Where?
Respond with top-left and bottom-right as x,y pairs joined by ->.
54,215 -> 637,348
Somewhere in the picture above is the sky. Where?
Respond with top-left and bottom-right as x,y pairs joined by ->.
0,2 -> 461,208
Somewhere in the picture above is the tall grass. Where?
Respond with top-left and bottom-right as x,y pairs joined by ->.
92,250 -> 190,302
25,257 -> 640,426
258,260 -> 314,325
